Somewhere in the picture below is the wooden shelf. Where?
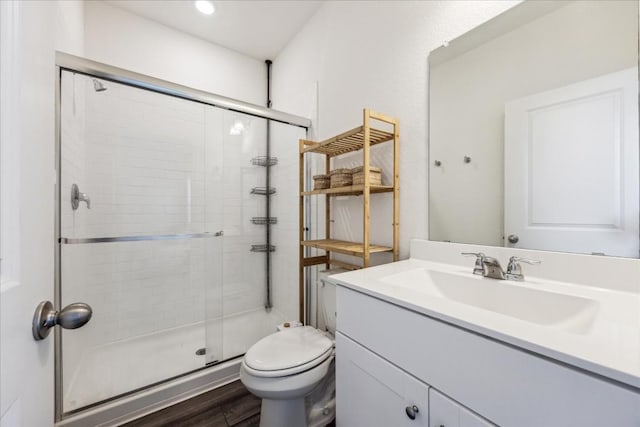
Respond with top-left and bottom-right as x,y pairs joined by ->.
301,239 -> 393,257
301,126 -> 394,158
298,109 -> 399,322
301,256 -> 363,271
302,184 -> 394,197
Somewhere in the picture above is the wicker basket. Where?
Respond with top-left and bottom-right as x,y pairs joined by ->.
330,168 -> 353,187
352,166 -> 382,186
313,174 -> 330,190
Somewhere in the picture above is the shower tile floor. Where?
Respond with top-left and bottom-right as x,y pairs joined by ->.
64,308 -> 286,411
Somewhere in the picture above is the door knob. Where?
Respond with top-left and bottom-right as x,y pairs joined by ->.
507,234 -> 519,244
32,301 -> 92,341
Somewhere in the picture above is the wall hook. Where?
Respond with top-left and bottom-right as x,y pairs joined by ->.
463,156 -> 472,164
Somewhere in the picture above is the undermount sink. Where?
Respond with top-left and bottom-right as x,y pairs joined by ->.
381,268 -> 599,334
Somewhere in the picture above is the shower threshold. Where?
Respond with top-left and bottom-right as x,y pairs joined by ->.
57,359 -> 241,427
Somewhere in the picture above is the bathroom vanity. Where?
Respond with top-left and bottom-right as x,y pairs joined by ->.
331,240 -> 640,427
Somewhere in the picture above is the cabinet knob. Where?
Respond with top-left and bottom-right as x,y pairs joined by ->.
405,405 -> 419,420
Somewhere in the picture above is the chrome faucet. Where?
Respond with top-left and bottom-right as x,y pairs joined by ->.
463,253 -> 540,281
462,252 -> 504,279
505,256 -> 541,281
480,256 -> 506,280
461,252 -> 485,275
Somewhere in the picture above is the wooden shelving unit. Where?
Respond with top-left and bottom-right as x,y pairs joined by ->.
299,109 -> 399,320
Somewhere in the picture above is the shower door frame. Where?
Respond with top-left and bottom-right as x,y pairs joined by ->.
54,52 -> 310,421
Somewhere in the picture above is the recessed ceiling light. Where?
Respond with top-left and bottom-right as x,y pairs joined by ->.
195,0 -> 215,15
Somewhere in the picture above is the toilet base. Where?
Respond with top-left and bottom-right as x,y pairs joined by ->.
260,397 -> 306,427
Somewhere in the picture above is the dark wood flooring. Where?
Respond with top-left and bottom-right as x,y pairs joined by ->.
122,381 -> 261,427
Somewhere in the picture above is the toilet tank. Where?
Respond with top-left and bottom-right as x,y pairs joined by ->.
317,269 -> 345,333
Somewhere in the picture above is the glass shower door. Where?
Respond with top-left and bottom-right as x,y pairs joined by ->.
59,71 -> 223,412
204,112 -> 308,363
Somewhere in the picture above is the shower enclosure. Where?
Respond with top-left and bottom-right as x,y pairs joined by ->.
56,54 -> 309,420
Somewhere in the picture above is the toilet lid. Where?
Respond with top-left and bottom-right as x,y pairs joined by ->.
245,326 -> 333,372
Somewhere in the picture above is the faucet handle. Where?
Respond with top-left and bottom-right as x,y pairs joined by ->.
506,256 -> 541,281
461,252 -> 485,275
71,184 -> 91,210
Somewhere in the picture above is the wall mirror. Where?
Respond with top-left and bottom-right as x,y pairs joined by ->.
428,0 -> 639,258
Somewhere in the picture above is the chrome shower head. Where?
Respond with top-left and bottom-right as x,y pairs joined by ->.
92,79 -> 107,92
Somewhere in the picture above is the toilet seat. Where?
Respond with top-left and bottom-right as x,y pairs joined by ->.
242,347 -> 333,378
243,326 -> 334,378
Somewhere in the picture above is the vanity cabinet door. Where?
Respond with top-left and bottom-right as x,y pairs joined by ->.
429,389 -> 495,427
336,332 -> 429,427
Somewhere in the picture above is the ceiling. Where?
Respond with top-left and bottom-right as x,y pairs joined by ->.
105,0 -> 324,60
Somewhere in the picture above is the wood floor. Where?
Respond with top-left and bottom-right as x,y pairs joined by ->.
123,381 -> 261,427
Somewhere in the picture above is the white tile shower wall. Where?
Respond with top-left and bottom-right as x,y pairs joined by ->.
61,75 -> 211,382
80,77 -> 207,237
60,76 -> 277,383
81,0 -> 309,340
61,76 -> 212,386
62,239 -> 206,341
221,113 -> 269,316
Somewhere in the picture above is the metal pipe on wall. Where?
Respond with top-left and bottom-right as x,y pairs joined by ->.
265,59 -> 273,311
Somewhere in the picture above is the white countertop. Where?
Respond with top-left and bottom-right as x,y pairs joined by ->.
330,257 -> 640,390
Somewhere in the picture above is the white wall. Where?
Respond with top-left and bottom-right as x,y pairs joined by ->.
429,1 -> 637,246
0,1 -> 84,425
84,1 -> 267,106
272,0 -> 520,262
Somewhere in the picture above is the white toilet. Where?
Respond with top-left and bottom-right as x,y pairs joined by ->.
240,276 -> 337,427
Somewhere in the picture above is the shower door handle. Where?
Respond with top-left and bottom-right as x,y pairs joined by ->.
32,301 -> 93,341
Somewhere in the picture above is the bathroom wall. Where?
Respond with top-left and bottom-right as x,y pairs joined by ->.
83,1 -> 267,106
272,0 -> 520,264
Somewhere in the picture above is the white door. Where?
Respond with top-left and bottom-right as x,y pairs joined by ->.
504,68 -> 639,257
1,2 -> 58,425
336,332 -> 429,427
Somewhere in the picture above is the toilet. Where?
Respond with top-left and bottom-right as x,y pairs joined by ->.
240,274 -> 338,427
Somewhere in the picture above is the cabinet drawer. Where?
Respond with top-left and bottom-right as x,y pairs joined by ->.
337,286 -> 640,426
336,332 -> 429,427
